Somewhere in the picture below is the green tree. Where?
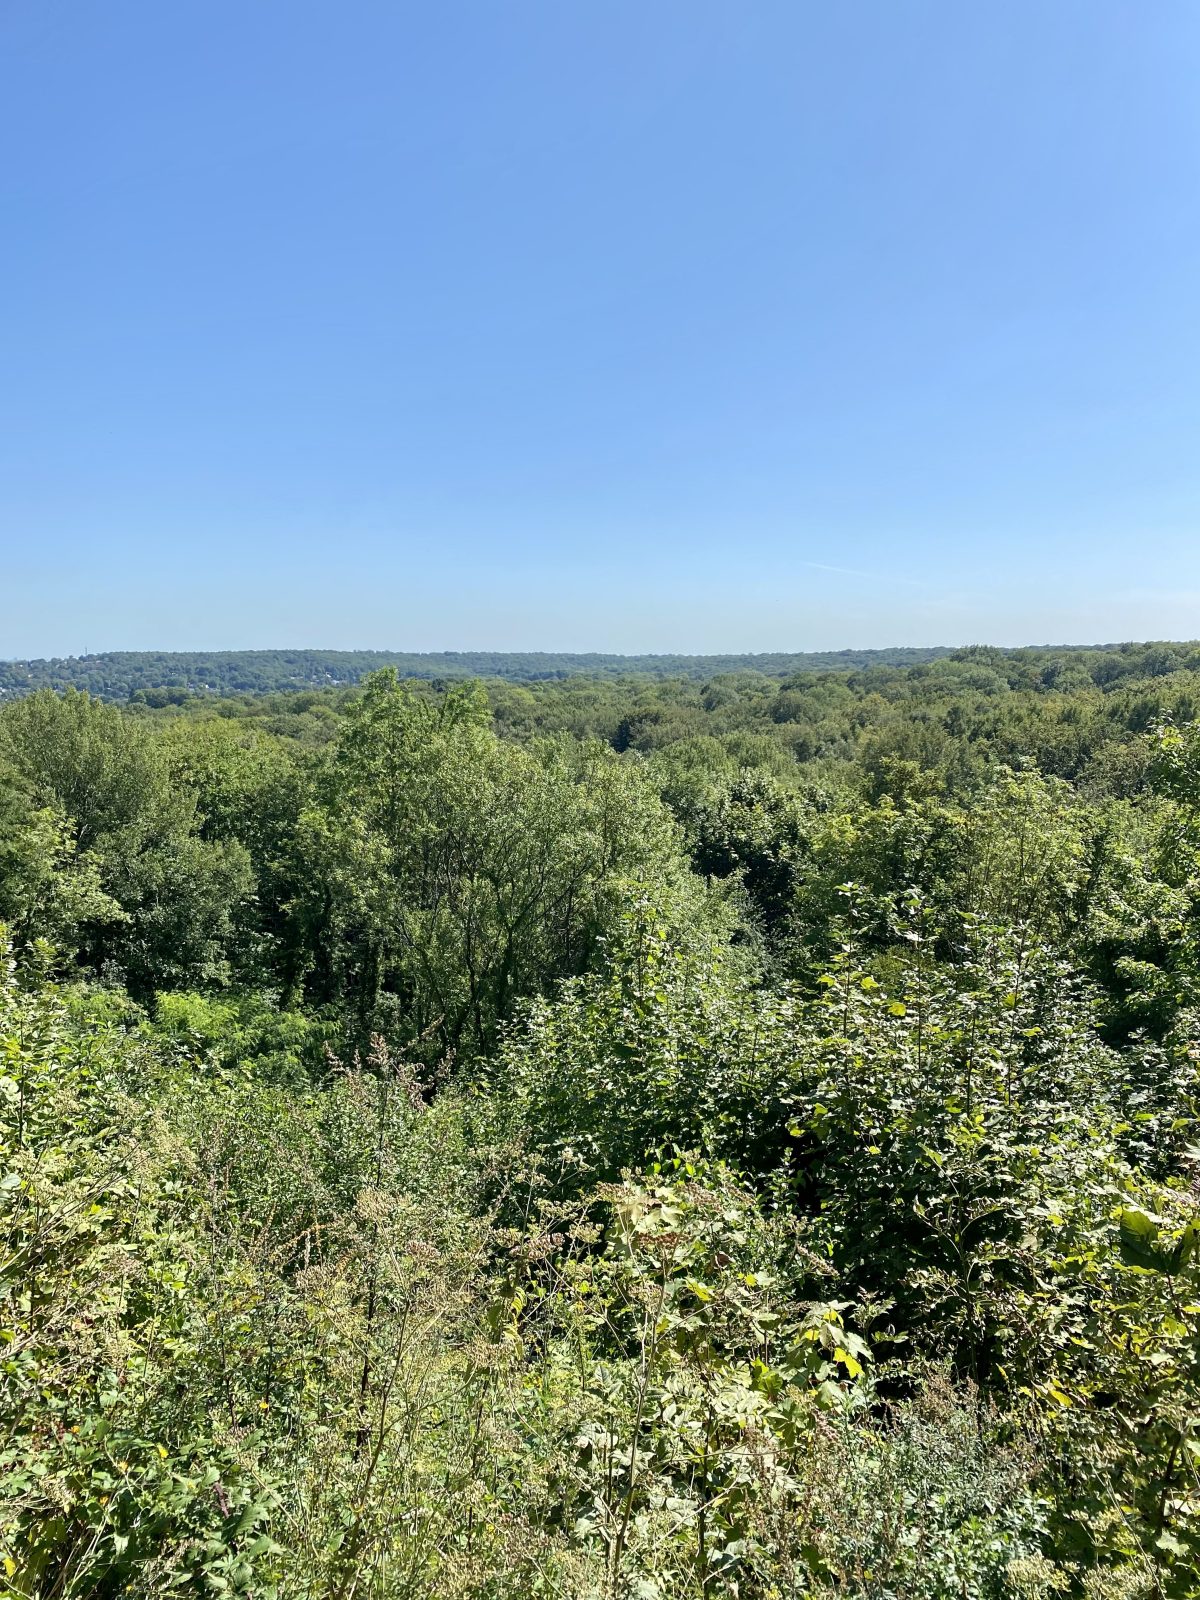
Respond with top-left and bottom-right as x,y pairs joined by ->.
294,669 -> 683,1055
0,691 -> 251,992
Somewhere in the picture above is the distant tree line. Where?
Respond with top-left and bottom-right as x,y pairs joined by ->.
4,645 -> 960,698
2,640 -> 1197,704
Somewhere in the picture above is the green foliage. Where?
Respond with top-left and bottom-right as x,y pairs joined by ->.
292,670 -> 681,1057
0,942 -> 285,1593
0,692 -> 253,993
151,989 -> 335,1087
0,764 -> 121,949
0,647 -> 960,700
4,662 -> 1200,1596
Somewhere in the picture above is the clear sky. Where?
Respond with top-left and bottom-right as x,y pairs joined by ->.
3,1 -> 1199,657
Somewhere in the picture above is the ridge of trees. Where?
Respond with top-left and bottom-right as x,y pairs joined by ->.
0,646 -> 967,698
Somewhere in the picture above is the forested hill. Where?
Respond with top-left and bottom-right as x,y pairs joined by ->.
3,640 -> 1199,702
2,645 -> 959,698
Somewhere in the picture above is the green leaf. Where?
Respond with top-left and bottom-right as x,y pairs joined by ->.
1172,1219 -> 1200,1272
1119,1208 -> 1176,1274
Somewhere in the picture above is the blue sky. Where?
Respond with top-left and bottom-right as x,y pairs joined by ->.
3,0 -> 1199,655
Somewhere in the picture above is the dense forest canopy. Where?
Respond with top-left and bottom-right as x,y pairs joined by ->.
8,639 -> 1197,701
0,647 -> 970,697
3,643 -> 1200,1597
0,639 -> 1195,702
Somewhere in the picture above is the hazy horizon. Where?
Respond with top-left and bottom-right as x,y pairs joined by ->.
5,637 -> 1197,667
